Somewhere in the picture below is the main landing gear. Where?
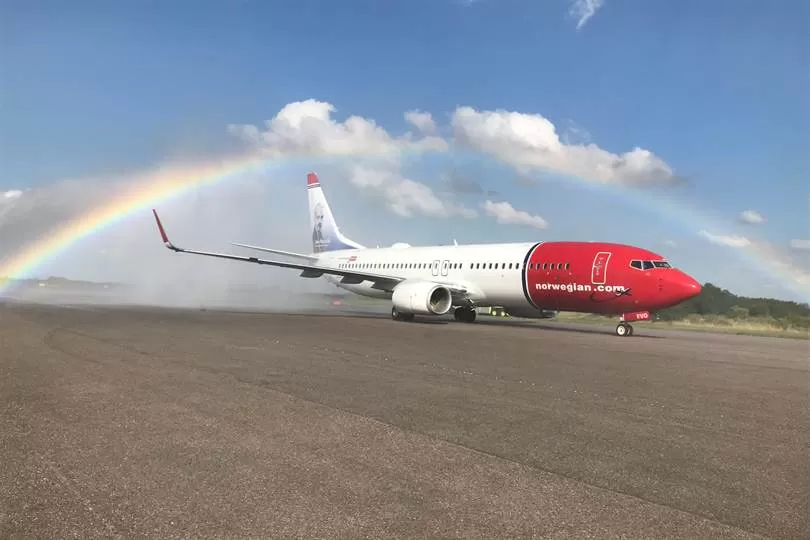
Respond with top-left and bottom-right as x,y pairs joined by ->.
391,306 -> 414,322
390,306 -> 477,323
453,306 -> 477,323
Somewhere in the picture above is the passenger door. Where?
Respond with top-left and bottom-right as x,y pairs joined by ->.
591,251 -> 612,285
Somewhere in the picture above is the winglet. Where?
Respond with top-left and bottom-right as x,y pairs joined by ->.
152,209 -> 178,251
307,172 -> 320,187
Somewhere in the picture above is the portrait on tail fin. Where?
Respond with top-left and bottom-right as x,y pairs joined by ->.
312,202 -> 329,252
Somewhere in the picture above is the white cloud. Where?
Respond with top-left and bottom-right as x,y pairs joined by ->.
739,210 -> 766,225
561,120 -> 592,146
450,106 -> 680,187
228,99 -> 447,157
2,190 -> 23,201
348,164 -> 476,219
404,110 -> 437,135
664,240 -> 677,248
698,230 -> 751,248
229,100 -> 683,224
569,0 -> 605,30
227,99 -> 462,220
790,239 -> 810,251
482,200 -> 548,229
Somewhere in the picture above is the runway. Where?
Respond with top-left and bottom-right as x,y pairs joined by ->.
2,302 -> 807,539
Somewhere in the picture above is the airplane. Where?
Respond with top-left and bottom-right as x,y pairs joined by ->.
151,172 -> 702,337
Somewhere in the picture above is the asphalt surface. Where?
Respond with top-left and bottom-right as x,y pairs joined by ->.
2,301 -> 808,539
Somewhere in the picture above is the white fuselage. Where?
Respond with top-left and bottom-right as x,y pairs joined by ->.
315,242 -> 535,308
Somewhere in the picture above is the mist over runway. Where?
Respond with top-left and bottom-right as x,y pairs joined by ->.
2,301 -> 807,539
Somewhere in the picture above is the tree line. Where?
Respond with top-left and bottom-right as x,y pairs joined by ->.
656,283 -> 810,329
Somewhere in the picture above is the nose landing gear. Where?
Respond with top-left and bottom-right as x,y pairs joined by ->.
616,322 -> 633,336
615,311 -> 650,337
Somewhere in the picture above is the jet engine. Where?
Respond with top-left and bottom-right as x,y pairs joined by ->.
503,307 -> 558,319
391,280 -> 453,316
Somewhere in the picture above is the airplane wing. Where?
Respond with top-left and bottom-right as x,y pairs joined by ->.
230,242 -> 318,261
152,210 -> 468,296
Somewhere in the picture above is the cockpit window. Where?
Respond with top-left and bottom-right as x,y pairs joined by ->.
631,259 -> 672,270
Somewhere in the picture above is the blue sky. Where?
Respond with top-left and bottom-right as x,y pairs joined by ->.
1,0 -> 808,301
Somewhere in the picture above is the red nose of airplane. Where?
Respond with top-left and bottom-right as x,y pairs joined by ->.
672,271 -> 702,301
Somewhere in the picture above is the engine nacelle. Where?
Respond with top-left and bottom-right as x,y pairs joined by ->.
391,280 -> 453,316
503,307 -> 558,319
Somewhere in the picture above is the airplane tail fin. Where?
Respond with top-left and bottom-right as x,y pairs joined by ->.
307,172 -> 364,253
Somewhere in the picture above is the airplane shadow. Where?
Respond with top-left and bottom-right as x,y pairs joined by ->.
447,317 -> 663,339
204,307 -> 664,339
315,309 -> 664,339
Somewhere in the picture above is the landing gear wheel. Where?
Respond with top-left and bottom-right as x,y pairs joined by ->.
391,306 -> 414,322
453,307 -> 477,323
616,322 -> 633,337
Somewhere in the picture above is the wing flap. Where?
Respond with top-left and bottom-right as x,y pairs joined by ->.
339,275 -> 366,285
232,242 -> 317,261
300,269 -> 325,278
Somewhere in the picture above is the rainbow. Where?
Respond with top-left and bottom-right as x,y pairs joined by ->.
0,152 -> 274,293
1,150 -> 808,302
0,146 -> 423,294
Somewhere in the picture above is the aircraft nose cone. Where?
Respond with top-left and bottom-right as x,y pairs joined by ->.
674,272 -> 702,300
